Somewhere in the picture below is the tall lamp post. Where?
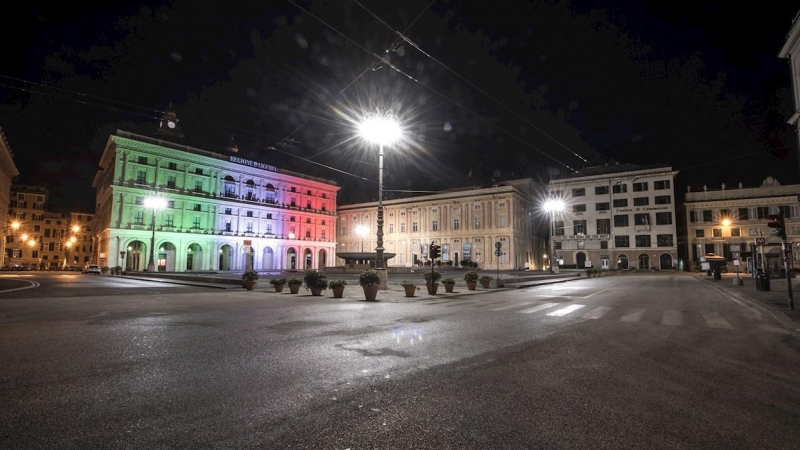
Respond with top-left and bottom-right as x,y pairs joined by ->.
543,199 -> 565,274
144,196 -> 168,272
359,110 -> 402,290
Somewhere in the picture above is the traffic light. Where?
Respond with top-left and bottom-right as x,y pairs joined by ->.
429,244 -> 440,259
767,214 -> 786,239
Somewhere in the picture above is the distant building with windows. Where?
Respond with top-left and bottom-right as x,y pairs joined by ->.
66,212 -> 95,267
680,177 -> 800,276
91,113 -> 339,272
336,179 -> 543,270
547,164 -> 679,271
6,185 -> 49,269
0,127 -> 20,266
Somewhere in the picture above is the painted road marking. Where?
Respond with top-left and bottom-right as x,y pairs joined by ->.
620,309 -> 645,322
546,304 -> 585,316
490,300 -> 540,311
662,310 -> 683,326
702,311 -> 733,329
583,306 -> 613,320
517,302 -> 560,314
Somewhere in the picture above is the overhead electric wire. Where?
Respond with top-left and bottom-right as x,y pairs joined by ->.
287,0 -> 578,173
352,0 -> 590,167
676,147 -> 793,172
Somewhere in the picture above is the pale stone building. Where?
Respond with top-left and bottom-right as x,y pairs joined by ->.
682,177 -> 800,276
547,164 -> 679,271
780,9 -> 800,175
6,185 -> 49,269
336,179 -> 543,270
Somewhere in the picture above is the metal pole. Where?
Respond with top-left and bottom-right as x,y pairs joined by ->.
783,240 -> 795,310
147,208 -> 156,272
376,143 -> 387,290
548,211 -> 554,273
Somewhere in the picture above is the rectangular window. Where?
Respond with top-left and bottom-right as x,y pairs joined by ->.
246,222 -> 253,233
554,221 -> 565,236
134,211 -> 144,225
614,215 -> 629,227
401,223 -> 406,233
266,224 -> 273,234
738,208 -> 749,220
696,229 -> 705,237
572,188 -> 586,197
167,201 -> 175,209
656,212 -> 672,225
572,204 -> 586,213
167,176 -> 176,189
703,210 -> 713,222
600,240 -> 608,249
474,217 -> 481,229
748,227 -> 759,236
635,235 -> 651,247
633,197 -> 649,206
595,186 -> 609,195
246,211 -> 253,217
720,209 -> 731,219
554,242 -> 562,250
194,180 -> 203,192
595,202 -> 610,211
195,168 -> 203,175
389,223 -> 394,233
138,156 -> 148,164
412,222 -> 419,232
194,204 -> 201,211
225,208 -> 232,215
654,180 -> 671,190
613,198 -> 628,208
136,170 -> 147,184
453,219 -> 460,230
654,195 -> 671,205
321,230 -> 326,239
168,162 -> 177,170
305,230 -> 311,238
163,214 -> 174,227
632,182 -> 649,192
225,220 -> 232,232
657,234 -> 674,247
713,228 -> 722,237
573,220 -> 587,235
731,228 -> 740,237
192,217 -> 201,229
613,184 -> 627,194
635,213 -> 651,225
266,213 -> 272,220
499,216 -> 507,227
615,235 -> 630,248
432,220 -> 439,231
596,219 -> 611,235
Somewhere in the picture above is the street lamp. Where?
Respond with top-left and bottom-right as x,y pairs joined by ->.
543,199 -> 566,273
359,110 -> 402,289
144,196 -> 168,271
355,225 -> 369,253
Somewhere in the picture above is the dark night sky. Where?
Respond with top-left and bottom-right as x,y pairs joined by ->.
1,0 -> 799,214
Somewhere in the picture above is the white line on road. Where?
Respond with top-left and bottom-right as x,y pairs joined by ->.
0,280 -> 40,293
490,300 -> 540,311
546,304 -> 585,316
583,306 -> 613,320
620,309 -> 645,322
516,302 -> 560,314
703,311 -> 733,329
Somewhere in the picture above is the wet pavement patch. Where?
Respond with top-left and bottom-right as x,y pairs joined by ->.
268,320 -> 329,331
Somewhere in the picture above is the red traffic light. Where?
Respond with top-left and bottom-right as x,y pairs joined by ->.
767,214 -> 785,228
429,244 -> 440,259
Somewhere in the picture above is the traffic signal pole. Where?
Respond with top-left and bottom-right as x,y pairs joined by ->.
783,240 -> 795,310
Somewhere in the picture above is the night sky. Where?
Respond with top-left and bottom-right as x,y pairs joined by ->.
1,0 -> 799,214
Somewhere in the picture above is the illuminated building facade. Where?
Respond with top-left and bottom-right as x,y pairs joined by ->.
0,127 -> 19,266
337,179 -> 543,270
547,164 -> 679,271
91,127 -> 339,272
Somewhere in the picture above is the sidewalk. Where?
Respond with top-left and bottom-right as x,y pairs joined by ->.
696,273 -> 800,326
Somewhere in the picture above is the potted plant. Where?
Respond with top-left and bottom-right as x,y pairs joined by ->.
479,275 -> 493,288
287,278 -> 303,294
269,277 -> 287,293
441,277 -> 456,293
112,266 -> 122,275
101,266 -> 110,274
359,269 -> 381,301
303,270 -> 328,296
464,270 -> 479,290
241,269 -> 259,291
424,270 -> 442,295
401,280 -> 419,297
328,279 -> 347,298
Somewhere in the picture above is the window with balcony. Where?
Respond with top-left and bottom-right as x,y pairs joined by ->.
474,217 -> 481,229
246,222 -> 253,233
290,198 -> 297,207
266,224 -> 273,234
574,220 -> 587,235
223,180 -> 236,197
305,230 -> 311,238
321,229 -> 326,239
596,219 -> 610,235
224,220 -> 232,232
635,213 -> 650,226
194,180 -> 203,192
635,235 -> 651,247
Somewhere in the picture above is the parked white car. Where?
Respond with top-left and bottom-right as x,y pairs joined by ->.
84,264 -> 101,275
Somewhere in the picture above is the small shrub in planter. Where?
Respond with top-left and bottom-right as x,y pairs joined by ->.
423,270 -> 442,284
441,277 -> 456,293
242,270 -> 260,291
269,277 -> 287,292
479,275 -> 493,288
401,280 -> 419,297
463,271 -> 479,282
303,270 -> 328,295
328,279 -> 347,298
359,269 -> 381,301
287,277 -> 303,294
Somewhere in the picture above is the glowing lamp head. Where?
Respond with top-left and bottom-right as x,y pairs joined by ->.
28,240 -> 36,247
355,225 -> 369,237
543,199 -> 566,213
144,196 -> 168,210
721,218 -> 731,227
359,111 -> 402,146
11,221 -> 20,230
21,233 -> 28,241
72,225 -> 80,233
66,242 -> 73,248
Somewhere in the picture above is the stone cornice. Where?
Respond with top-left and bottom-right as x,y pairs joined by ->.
779,10 -> 800,58
549,168 -> 677,187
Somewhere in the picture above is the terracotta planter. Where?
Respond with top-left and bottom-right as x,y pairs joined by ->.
362,285 -> 379,301
426,283 -> 439,295
481,282 -> 491,289
403,285 -> 417,297
331,286 -> 345,298
466,280 -> 477,290
310,287 -> 323,296
444,283 -> 455,293
273,283 -> 285,293
243,281 -> 257,291
289,284 -> 301,294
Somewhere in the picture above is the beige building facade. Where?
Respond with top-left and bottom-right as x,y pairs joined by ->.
683,177 -> 800,276
0,127 -> 20,267
336,179 -> 543,270
547,164 -> 679,271
780,9 -> 800,175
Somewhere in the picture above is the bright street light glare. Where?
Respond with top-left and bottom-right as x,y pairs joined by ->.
144,196 -> 168,210
355,225 -> 370,237
358,113 -> 402,146
543,199 -> 566,212
721,218 -> 731,227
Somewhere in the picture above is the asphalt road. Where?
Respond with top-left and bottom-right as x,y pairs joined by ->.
0,271 -> 210,298
1,273 -> 799,449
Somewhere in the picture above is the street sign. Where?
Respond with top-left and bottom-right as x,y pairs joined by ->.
495,242 -> 502,249
755,238 -> 766,246
494,249 -> 502,257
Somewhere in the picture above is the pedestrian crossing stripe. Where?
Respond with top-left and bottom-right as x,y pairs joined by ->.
546,304 -> 585,316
